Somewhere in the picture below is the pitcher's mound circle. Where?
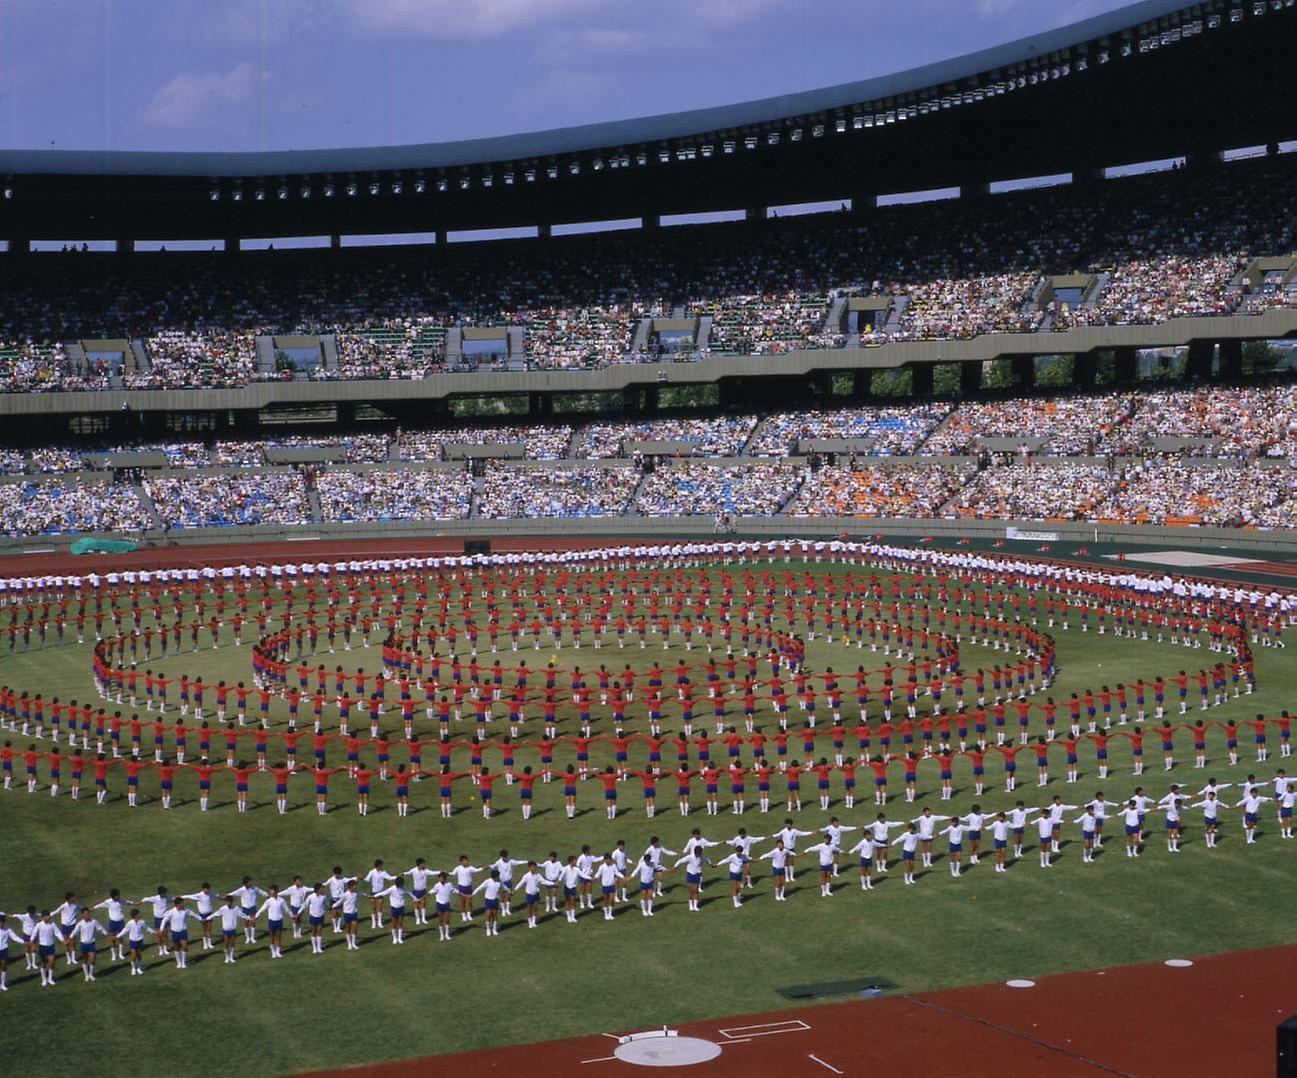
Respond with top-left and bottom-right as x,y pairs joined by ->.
1006,979 -> 1036,989
1164,959 -> 1194,968
614,1037 -> 723,1067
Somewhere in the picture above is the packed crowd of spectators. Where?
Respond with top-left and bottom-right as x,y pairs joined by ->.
748,404 -> 951,457
942,462 -> 1117,521
145,473 -> 310,528
315,469 -> 471,523
0,479 -> 151,536
331,316 -> 451,380
1102,459 -> 1295,527
396,425 -> 572,461
478,464 -> 634,518
523,305 -> 643,368
920,394 -> 1133,456
0,341 -> 74,392
894,273 -> 1044,340
633,462 -> 803,517
789,462 -> 976,518
575,415 -> 758,458
2,155 -> 1294,390
136,330 -> 256,389
1096,383 -> 1297,458
704,292 -> 842,354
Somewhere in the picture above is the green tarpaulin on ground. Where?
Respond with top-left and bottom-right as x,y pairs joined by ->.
69,537 -> 140,555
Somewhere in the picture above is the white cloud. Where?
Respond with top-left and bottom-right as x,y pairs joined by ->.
338,0 -> 608,39
973,0 -> 1023,15
141,62 -> 261,128
687,0 -> 782,28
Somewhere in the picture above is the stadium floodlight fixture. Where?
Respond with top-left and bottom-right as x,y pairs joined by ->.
1076,57 -> 1088,71
834,118 -> 846,133
2,187 -> 12,200
277,186 -> 288,200
766,131 -> 779,145
1098,48 -> 1109,62
864,115 -> 874,127
852,114 -> 864,129
789,128 -> 802,142
481,175 -> 492,188
345,182 -> 358,197
744,135 -> 758,149
676,147 -> 689,160
231,188 -> 243,202
436,178 -> 448,191
391,181 -> 403,194
300,185 -> 311,199
568,161 -> 580,175
323,183 -> 335,197
635,151 -> 647,165
1207,12 -> 1221,25
524,169 -> 536,183
812,124 -> 824,137
592,157 -> 604,170
368,181 -> 380,196
209,188 -> 220,202
502,172 -> 513,185
701,144 -> 714,157
547,164 -> 559,178
1252,1 -> 1265,13
254,188 -> 266,201
722,140 -> 735,154
1229,6 -> 1243,18
459,176 -> 470,190
659,148 -> 671,163
413,179 -> 426,193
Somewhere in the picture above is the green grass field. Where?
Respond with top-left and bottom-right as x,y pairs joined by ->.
1,558 -> 1294,1077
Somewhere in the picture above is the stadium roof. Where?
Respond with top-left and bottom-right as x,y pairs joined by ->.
2,0 -> 1295,240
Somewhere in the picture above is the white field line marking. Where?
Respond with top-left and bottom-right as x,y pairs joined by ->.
601,1033 -> 621,1040
809,1055 -> 844,1075
579,1056 -> 616,1064
718,1019 -> 811,1039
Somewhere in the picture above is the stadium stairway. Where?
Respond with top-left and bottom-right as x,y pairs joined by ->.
777,467 -> 809,514
130,481 -> 164,531
622,471 -> 650,516
319,336 -> 340,373
694,314 -> 713,353
1082,273 -> 1109,310
254,335 -> 278,377
883,295 -> 910,330
631,317 -> 653,354
825,295 -> 847,340
306,488 -> 323,524
129,340 -> 152,378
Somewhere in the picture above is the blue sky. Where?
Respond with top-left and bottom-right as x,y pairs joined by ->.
0,0 -> 1135,153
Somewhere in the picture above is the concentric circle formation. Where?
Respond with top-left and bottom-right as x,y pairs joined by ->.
614,1034 -> 723,1067
1006,978 -> 1037,989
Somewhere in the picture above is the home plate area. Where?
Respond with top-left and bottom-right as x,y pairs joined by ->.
581,1020 -> 839,1074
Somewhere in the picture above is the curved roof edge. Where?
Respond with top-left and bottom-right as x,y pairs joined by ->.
0,0 -> 1198,178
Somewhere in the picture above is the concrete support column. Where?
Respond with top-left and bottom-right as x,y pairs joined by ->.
1218,339 -> 1242,380
1074,352 -> 1097,390
911,363 -> 934,398
1113,347 -> 1137,385
1186,340 -> 1214,381
1011,355 -> 1035,389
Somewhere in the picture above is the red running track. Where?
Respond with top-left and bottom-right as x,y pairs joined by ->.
292,943 -> 1297,1077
